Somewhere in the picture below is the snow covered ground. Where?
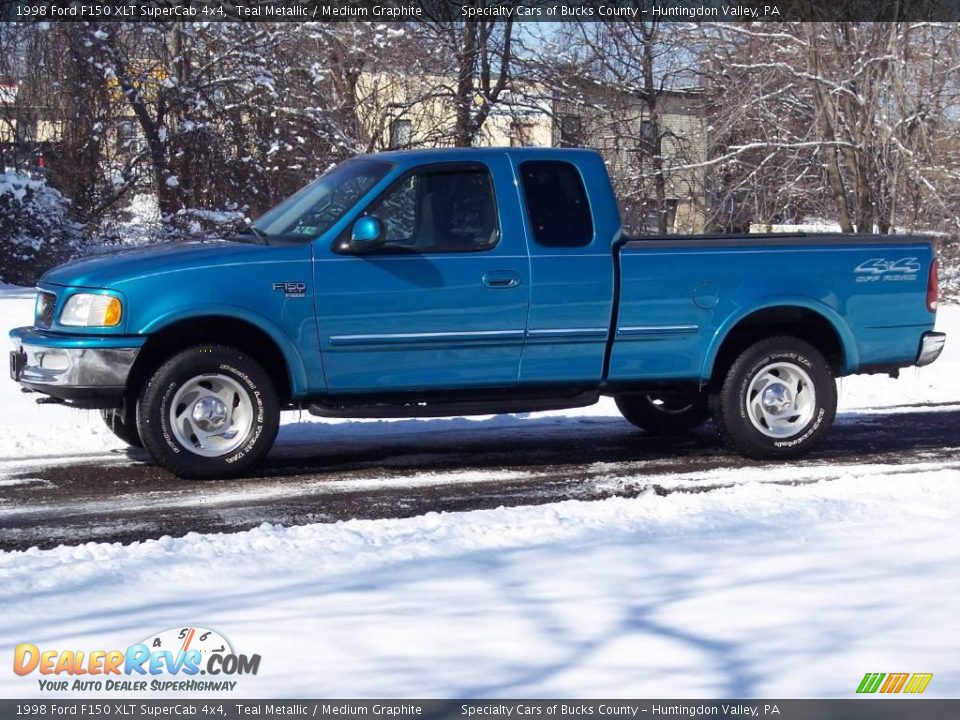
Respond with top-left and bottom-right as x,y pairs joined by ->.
1,284 -> 959,698
1,472 -> 958,698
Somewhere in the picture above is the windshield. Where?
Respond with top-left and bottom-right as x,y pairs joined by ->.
250,158 -> 393,240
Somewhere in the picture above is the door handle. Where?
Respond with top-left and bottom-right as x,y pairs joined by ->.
482,271 -> 521,289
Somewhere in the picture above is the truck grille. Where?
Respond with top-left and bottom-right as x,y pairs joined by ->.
36,291 -> 56,328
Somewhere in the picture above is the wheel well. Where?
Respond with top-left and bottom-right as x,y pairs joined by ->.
126,317 -> 293,405
709,307 -> 845,385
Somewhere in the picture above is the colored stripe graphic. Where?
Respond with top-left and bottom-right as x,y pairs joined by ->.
857,673 -> 885,694
904,673 -> 934,694
880,673 -> 909,693
857,672 -> 933,694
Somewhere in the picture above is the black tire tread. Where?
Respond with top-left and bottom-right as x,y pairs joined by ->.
100,407 -> 143,448
136,345 -> 279,479
708,389 -> 729,441
616,392 -> 710,435
714,335 -> 835,460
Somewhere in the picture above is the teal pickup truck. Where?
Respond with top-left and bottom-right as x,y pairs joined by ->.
9,148 -> 945,477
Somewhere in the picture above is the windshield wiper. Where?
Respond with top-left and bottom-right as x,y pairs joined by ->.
234,224 -> 269,246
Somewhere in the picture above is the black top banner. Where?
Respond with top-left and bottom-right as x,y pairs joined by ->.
1,701 -> 960,720
2,0 -> 960,23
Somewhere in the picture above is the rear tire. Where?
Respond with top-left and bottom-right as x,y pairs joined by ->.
712,336 -> 836,459
100,406 -> 143,448
137,346 -> 280,479
616,392 -> 710,435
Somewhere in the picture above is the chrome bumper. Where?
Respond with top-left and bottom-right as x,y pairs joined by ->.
916,331 -> 946,367
10,337 -> 139,404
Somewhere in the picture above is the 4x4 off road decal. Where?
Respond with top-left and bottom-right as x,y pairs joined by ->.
854,258 -> 921,283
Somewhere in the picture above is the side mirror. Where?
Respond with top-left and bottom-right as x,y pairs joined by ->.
350,216 -> 383,249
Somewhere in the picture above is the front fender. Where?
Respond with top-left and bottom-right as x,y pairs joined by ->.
701,296 -> 860,381
140,304 -> 312,397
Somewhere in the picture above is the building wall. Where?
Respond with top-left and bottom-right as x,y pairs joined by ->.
354,73 -> 706,234
356,73 -> 554,152
553,89 -> 707,234
2,68 -> 707,235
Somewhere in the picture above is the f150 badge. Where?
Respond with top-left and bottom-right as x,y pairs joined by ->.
854,258 -> 920,283
272,281 -> 307,298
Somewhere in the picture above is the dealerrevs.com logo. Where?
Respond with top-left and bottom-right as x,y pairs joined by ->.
14,627 -> 260,693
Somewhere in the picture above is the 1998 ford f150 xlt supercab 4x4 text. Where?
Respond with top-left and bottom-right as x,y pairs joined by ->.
9,148 -> 946,477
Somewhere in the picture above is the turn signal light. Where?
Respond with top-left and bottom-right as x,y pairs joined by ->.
104,296 -> 123,326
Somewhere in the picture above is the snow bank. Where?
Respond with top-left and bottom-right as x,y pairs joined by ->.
0,173 -> 83,286
0,172 -> 46,203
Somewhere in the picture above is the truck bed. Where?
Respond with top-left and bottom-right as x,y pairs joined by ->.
610,232 -> 937,383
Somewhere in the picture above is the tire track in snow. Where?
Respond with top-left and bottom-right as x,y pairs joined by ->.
1,405 -> 959,550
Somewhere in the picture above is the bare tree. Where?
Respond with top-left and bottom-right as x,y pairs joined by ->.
416,1 -> 516,147
701,22 -> 960,235
520,19 -> 707,234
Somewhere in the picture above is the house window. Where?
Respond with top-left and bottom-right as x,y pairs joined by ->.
116,120 -> 138,152
14,117 -> 36,145
0,84 -> 18,104
640,120 -> 657,148
389,118 -> 412,149
510,120 -> 536,147
557,115 -> 584,148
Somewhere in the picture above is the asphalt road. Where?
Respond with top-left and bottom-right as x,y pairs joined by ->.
1,405 -> 959,551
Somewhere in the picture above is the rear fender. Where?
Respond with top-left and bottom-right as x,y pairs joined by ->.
701,296 -> 859,381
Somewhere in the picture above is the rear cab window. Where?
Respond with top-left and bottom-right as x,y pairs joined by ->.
519,160 -> 595,248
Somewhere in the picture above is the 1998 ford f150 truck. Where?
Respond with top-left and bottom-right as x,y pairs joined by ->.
9,148 -> 946,477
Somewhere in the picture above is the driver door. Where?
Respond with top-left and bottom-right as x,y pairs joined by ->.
314,158 -> 530,393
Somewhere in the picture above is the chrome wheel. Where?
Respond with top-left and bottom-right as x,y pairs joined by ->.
745,361 -> 816,439
169,373 -> 253,457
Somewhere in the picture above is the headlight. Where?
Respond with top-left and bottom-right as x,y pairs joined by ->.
60,294 -> 123,327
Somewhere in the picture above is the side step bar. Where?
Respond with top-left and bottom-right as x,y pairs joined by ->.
308,391 -> 600,419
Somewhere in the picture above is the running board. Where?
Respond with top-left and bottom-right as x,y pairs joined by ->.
308,391 -> 600,419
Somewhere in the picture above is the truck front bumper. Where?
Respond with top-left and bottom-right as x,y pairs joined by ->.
9,327 -> 144,407
916,331 -> 946,367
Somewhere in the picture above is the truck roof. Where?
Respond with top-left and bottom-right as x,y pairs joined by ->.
371,146 -> 604,164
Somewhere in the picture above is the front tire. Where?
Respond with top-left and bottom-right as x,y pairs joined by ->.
713,336 -> 836,459
137,346 -> 280,478
616,392 -> 710,435
100,406 -> 143,448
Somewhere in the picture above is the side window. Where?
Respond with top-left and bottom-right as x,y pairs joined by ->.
375,174 -> 417,243
363,166 -> 500,253
519,161 -> 594,248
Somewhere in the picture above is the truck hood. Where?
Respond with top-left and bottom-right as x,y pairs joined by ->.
41,239 -> 291,289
